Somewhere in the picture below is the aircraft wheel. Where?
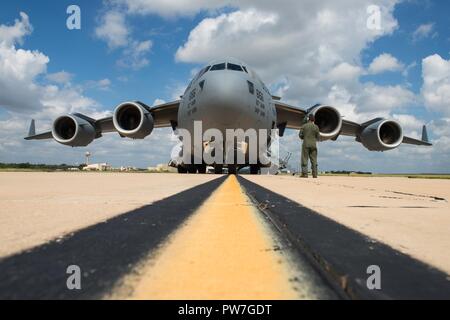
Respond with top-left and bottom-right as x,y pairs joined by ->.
197,165 -> 207,174
214,165 -> 223,174
250,165 -> 260,175
228,165 -> 237,175
187,165 -> 197,174
177,166 -> 187,174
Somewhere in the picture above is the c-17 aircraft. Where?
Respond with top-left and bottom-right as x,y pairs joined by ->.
25,57 -> 431,174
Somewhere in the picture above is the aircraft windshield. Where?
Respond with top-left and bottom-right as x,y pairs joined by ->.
227,63 -> 243,72
210,63 -> 226,71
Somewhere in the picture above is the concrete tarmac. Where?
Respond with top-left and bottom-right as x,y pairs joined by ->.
0,172 -> 449,299
0,172 -> 216,258
244,175 -> 450,275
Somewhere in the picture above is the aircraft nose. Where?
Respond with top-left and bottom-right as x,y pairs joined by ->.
203,72 -> 249,125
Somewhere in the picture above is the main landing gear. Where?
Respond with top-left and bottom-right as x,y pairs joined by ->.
178,165 -> 207,174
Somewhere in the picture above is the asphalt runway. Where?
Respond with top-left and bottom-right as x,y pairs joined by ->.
0,173 -> 449,299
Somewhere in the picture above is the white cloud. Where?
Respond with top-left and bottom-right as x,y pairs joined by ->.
412,23 -> 436,42
95,10 -> 152,70
174,1 -> 399,106
0,14 -> 103,117
117,40 -> 153,69
355,84 -> 415,113
421,54 -> 450,115
176,9 -> 278,63
46,71 -> 73,84
0,40 -> 49,111
368,53 -> 404,74
95,11 -> 129,49
85,78 -> 112,91
0,12 -> 32,46
115,0 -> 230,17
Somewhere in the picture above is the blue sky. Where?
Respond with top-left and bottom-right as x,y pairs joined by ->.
0,0 -> 449,172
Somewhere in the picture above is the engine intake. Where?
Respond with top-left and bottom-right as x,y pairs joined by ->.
113,102 -> 154,139
308,105 -> 342,140
360,119 -> 403,151
52,115 -> 95,147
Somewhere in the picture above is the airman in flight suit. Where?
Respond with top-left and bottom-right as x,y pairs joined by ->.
299,114 -> 320,178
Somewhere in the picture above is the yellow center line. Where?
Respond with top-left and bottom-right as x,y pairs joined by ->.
123,175 -> 300,300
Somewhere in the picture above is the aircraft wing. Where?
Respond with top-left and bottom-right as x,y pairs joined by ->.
274,101 -> 307,130
25,100 -> 180,141
339,118 -> 432,146
274,101 -> 432,147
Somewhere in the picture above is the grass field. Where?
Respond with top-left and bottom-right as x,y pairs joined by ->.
320,173 -> 450,179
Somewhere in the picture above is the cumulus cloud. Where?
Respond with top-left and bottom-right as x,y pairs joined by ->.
0,12 -> 32,46
368,53 -> 404,74
174,1 -> 399,107
421,54 -> 450,115
0,31 -> 49,111
0,15 -> 99,117
355,84 -> 415,113
95,10 -> 152,69
95,11 -> 129,49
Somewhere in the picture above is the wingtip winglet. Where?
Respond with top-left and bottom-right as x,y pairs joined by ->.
421,125 -> 429,143
24,119 -> 36,140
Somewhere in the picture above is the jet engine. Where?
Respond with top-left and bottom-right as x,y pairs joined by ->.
307,105 -> 342,141
360,119 -> 403,151
52,115 -> 96,147
113,102 -> 154,139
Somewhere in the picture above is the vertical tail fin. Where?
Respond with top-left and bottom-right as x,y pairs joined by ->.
421,125 -> 429,143
28,119 -> 36,137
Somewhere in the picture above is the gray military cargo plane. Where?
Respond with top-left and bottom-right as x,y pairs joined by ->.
25,58 -> 431,174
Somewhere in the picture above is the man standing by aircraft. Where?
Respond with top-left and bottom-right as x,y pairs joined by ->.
299,114 -> 320,178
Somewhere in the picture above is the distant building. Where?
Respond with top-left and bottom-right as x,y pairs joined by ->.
148,163 -> 177,173
83,163 -> 111,171
120,166 -> 138,172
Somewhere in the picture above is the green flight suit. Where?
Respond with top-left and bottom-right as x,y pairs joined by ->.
299,121 -> 320,177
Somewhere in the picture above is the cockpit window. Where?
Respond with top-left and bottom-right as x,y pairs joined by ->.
242,66 -> 248,73
227,63 -> 244,72
210,63 -> 226,71
198,66 -> 210,78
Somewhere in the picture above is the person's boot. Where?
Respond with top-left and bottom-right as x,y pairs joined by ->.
312,167 -> 318,178
300,173 -> 308,178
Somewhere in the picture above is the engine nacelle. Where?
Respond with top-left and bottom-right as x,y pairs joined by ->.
113,102 -> 154,139
52,115 -> 96,147
360,119 -> 403,151
308,105 -> 342,141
